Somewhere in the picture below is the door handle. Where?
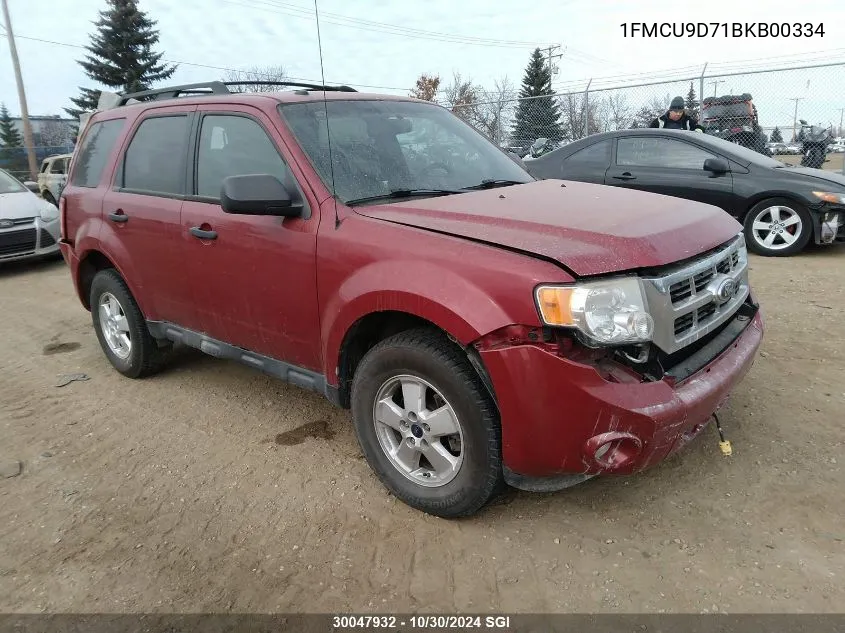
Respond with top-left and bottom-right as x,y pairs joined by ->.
190,226 -> 217,240
108,210 -> 128,223
612,172 -> 636,181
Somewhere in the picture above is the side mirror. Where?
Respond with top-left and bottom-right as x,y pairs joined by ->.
704,157 -> 729,174
220,174 -> 303,217
23,181 -> 39,194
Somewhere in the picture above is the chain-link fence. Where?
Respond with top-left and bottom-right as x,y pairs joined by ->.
0,144 -> 75,182
451,61 -> 845,173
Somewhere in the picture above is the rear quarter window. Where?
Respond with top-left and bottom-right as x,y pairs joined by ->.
566,140 -> 612,167
69,118 -> 125,188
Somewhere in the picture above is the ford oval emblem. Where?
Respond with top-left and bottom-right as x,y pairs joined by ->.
716,278 -> 736,304
0,219 -> 14,229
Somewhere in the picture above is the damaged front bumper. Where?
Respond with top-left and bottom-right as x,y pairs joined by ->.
478,303 -> 764,492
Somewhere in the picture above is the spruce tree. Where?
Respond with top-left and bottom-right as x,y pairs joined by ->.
510,48 -> 563,147
0,103 -> 23,148
770,127 -> 783,143
64,0 -> 176,120
0,103 -> 27,175
685,82 -> 698,118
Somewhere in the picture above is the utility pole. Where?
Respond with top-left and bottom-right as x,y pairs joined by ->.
541,44 -> 563,79
1,0 -> 38,182
788,97 -> 805,142
708,80 -> 724,97
838,107 -> 844,138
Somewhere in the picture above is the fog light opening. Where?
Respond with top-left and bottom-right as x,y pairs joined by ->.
820,212 -> 840,244
586,432 -> 643,470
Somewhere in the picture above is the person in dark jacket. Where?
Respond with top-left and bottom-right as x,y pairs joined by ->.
650,96 -> 704,132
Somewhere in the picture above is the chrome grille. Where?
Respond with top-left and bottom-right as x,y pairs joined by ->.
642,235 -> 750,355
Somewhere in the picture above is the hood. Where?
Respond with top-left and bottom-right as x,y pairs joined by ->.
779,166 -> 845,188
354,179 -> 741,277
0,191 -> 42,221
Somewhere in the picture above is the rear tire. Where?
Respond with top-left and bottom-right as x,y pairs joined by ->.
350,328 -> 503,518
89,269 -> 168,378
743,197 -> 812,257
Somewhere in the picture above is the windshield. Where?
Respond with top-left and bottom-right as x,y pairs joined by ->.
702,103 -> 752,120
0,169 -> 27,194
279,99 -> 533,205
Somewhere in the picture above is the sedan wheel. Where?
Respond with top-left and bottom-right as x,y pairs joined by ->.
744,198 -> 812,256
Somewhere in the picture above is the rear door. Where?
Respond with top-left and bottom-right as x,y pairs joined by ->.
605,135 -> 736,212
100,105 -> 201,328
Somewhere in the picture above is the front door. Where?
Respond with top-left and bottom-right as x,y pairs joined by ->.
605,135 -> 737,213
179,106 -> 322,371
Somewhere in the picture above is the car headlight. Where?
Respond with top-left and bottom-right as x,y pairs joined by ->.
39,202 -> 59,222
534,277 -> 654,346
812,191 -> 845,204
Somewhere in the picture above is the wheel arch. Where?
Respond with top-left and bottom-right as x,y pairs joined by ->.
741,191 -> 812,223
76,248 -> 148,315
332,309 -> 498,410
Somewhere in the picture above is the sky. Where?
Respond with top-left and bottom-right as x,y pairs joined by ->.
1,0 -> 844,133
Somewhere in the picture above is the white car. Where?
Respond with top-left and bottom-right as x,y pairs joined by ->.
37,153 -> 72,206
0,168 -> 62,263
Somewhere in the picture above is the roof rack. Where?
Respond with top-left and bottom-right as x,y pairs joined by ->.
115,80 -> 357,106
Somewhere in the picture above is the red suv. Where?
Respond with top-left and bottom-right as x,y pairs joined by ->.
59,81 -> 764,517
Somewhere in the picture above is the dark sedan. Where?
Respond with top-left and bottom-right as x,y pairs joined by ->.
524,128 -> 845,256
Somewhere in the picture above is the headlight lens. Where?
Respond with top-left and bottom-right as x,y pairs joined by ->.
39,202 -> 59,222
535,277 -> 654,346
812,191 -> 845,204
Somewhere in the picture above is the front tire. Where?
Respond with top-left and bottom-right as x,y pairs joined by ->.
350,328 -> 503,518
743,198 -> 812,257
89,269 -> 168,378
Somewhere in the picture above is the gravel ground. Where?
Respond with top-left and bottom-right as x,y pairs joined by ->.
1,247 -> 843,614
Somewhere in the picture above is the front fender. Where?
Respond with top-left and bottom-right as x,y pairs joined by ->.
321,259 -> 519,385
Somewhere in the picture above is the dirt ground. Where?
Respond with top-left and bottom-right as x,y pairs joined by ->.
1,247 -> 844,615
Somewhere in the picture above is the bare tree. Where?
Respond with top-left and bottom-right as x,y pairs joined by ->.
444,72 -> 482,128
599,92 -> 633,131
223,65 -> 289,92
475,77 -> 517,145
560,92 -> 601,140
630,92 -> 672,128
36,118 -> 73,148
409,74 -> 441,101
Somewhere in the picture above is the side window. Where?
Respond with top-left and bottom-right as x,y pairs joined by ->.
40,161 -> 49,173
51,159 -> 66,175
196,115 -> 289,199
617,137 -> 715,169
122,116 -> 190,195
566,140 -> 612,167
68,118 -> 124,188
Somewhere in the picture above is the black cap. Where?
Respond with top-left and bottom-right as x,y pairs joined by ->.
670,96 -> 685,110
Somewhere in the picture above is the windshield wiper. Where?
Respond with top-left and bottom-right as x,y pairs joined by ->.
345,188 -> 463,206
461,179 -> 529,191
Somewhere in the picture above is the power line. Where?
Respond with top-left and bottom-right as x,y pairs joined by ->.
221,0 -> 542,48
0,32 -> 413,92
